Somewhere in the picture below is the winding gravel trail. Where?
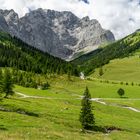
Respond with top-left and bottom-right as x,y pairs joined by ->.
15,92 -> 46,99
15,92 -> 140,113
91,98 -> 140,112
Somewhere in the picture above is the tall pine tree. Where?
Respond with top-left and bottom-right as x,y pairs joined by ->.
2,69 -> 14,98
79,87 -> 95,130
0,68 -> 3,93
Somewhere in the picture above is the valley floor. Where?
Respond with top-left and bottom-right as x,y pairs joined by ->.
0,77 -> 140,140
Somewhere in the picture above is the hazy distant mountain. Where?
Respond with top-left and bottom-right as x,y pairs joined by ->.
0,8 -> 115,60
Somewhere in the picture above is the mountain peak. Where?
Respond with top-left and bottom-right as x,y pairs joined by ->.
0,9 -> 115,60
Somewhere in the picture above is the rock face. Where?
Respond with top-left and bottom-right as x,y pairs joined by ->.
0,13 -> 9,32
0,8 -> 115,60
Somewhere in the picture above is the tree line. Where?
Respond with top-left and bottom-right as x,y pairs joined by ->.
0,31 -> 79,76
0,68 -> 52,98
73,31 -> 140,75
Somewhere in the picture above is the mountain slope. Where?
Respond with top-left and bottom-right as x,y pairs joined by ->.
0,9 -> 115,60
91,52 -> 140,82
0,31 -> 78,75
72,30 -> 140,75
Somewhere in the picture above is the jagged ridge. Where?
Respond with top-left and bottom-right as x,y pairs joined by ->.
0,8 -> 115,60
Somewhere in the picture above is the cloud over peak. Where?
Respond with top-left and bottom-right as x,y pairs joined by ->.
0,0 -> 140,39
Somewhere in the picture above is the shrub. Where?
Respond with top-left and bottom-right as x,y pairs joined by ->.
117,88 -> 125,97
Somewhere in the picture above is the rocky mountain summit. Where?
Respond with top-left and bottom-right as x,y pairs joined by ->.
0,8 -> 115,60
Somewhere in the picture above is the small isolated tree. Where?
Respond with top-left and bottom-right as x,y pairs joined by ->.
79,87 -> 95,130
117,88 -> 125,98
2,69 -> 14,98
99,67 -> 104,77
41,82 -> 50,90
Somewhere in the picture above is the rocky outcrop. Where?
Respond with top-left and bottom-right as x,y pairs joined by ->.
0,9 -> 19,36
0,8 -> 115,60
0,13 -> 9,32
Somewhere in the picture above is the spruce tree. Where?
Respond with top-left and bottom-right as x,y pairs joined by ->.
0,68 -> 3,93
67,71 -> 71,81
79,87 -> 95,130
2,69 -> 14,98
99,67 -> 104,77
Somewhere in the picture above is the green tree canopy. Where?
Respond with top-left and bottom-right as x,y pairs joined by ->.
0,68 -> 3,93
79,87 -> 95,130
2,69 -> 14,98
117,88 -> 125,97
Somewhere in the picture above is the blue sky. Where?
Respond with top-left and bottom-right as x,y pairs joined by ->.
81,0 -> 89,4
0,0 -> 140,39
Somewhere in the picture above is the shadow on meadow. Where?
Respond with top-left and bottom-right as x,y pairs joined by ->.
0,125 -> 8,131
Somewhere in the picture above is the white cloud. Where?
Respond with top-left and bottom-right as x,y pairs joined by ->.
0,0 -> 140,39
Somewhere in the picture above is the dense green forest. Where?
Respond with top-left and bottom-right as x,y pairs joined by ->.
73,31 -> 140,75
1,30 -> 140,77
0,31 -> 78,76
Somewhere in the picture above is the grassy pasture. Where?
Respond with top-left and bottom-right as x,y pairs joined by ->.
0,77 -> 140,139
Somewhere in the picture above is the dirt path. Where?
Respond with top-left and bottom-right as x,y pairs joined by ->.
91,98 -> 140,112
15,92 -> 45,99
15,92 -> 140,113
15,92 -> 80,100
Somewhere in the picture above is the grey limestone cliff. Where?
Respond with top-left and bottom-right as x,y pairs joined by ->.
0,8 -> 115,60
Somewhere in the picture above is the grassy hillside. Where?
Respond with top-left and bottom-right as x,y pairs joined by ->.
0,77 -> 140,139
91,50 -> 140,83
73,31 -> 140,75
0,28 -> 140,140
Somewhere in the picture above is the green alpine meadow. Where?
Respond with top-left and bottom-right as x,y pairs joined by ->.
0,2 -> 140,139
